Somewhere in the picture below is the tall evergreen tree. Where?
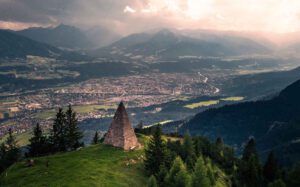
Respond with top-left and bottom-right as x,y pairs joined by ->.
263,151 -> 280,184
137,121 -> 144,130
268,179 -> 286,187
242,138 -> 258,161
147,175 -> 158,187
215,137 -> 224,156
51,108 -> 67,152
6,129 -> 18,151
65,105 -> 83,150
0,143 -> 7,172
239,138 -> 263,187
164,157 -> 190,187
144,125 -> 168,175
206,159 -> 217,186
247,155 -> 263,187
5,128 -> 20,163
182,132 -> 196,169
0,129 -> 20,173
191,156 -> 211,187
213,137 -> 225,165
156,165 -> 168,186
28,123 -> 48,156
216,137 -> 224,147
92,131 -> 99,144
287,163 -> 300,187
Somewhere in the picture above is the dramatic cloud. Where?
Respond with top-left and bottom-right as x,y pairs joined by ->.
124,6 -> 136,13
1,0 -> 300,34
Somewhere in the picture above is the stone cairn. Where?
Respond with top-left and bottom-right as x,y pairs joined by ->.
104,102 -> 140,150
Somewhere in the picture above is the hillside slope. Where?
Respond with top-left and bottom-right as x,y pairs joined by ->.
222,66 -> 300,98
0,137 -> 230,186
180,79 -> 300,164
0,30 -> 62,58
0,145 -> 147,187
16,24 -> 94,49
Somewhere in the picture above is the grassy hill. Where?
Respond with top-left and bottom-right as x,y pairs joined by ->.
0,144 -> 147,187
0,134 -> 230,187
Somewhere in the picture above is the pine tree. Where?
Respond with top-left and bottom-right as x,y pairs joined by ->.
92,131 -> 99,144
215,137 -> 224,159
239,154 -> 263,187
268,179 -> 286,187
0,129 -> 20,173
207,167 -> 216,186
263,151 -> 279,184
156,165 -> 168,186
239,138 -> 263,187
206,159 -> 217,186
191,156 -> 211,187
51,108 -> 67,152
28,123 -> 48,156
137,121 -> 144,130
164,157 -> 190,187
144,125 -> 168,175
147,175 -> 158,187
6,129 -> 18,150
216,137 -> 224,147
0,143 -> 7,172
287,163 -> 300,187
65,105 -> 83,150
182,132 -> 196,169
248,155 -> 263,187
242,138 -> 258,161
5,128 -> 20,163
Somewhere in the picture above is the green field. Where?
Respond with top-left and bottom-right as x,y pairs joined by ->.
0,145 -> 147,187
72,105 -> 116,113
184,96 -> 244,109
0,131 -> 32,147
34,104 -> 116,120
221,97 -> 244,101
184,100 -> 220,109
176,96 -> 191,101
158,120 -> 173,125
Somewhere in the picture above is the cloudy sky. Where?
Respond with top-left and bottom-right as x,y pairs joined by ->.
1,0 -> 300,34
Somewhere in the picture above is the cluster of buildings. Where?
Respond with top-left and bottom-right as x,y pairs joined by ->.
0,72 -> 219,139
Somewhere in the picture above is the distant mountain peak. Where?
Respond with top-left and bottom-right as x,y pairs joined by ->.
155,28 -> 174,35
54,24 -> 77,31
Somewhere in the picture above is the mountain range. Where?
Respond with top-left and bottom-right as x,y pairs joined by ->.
0,30 -> 62,58
16,24 -> 93,50
95,29 -> 272,60
4,25 -> 300,60
16,24 -> 121,50
5,24 -> 300,61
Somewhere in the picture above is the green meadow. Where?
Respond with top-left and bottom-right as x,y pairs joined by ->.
184,96 -> 244,109
0,144 -> 147,187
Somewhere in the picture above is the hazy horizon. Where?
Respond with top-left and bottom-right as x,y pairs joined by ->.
1,0 -> 300,35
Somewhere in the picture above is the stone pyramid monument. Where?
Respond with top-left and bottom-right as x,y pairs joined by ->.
104,102 -> 140,150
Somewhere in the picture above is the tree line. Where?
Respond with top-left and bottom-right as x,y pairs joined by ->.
28,105 -> 83,157
0,129 -> 20,173
144,125 -> 300,187
0,105 -> 83,173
